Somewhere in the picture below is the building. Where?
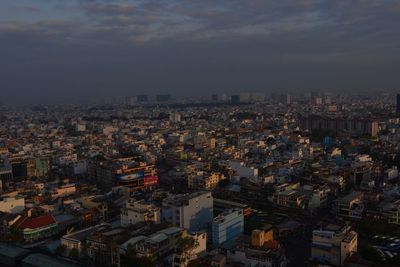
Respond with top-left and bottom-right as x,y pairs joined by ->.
213,198 -> 252,217
137,94 -> 148,102
333,191 -> 364,221
0,157 -> 13,189
188,172 -> 224,191
0,243 -> 29,267
121,227 -> 185,259
125,96 -> 137,106
231,95 -> 240,104
0,196 -> 25,214
271,183 -> 306,209
227,230 -> 285,267
86,228 -> 129,267
114,162 -> 158,191
298,115 -> 379,136
212,209 -> 244,247
397,93 -> 400,116
120,199 -> 160,227
162,191 -> 213,231
170,111 -> 182,123
172,231 -> 207,267
156,94 -> 171,102
17,214 -> 58,243
88,157 -> 158,191
311,224 -> 358,266
49,184 -> 76,200
60,224 -> 110,259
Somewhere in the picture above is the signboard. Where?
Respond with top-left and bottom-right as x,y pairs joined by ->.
116,171 -> 144,181
144,176 -> 158,186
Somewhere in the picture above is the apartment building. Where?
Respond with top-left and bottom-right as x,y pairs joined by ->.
162,191 -> 213,231
311,224 -> 358,266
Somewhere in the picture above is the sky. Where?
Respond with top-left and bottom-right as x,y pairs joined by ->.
1,0 -> 400,104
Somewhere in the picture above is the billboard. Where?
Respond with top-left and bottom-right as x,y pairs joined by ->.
116,171 -> 144,181
144,175 -> 158,186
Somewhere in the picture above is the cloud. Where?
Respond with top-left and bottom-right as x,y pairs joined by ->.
1,0 -> 400,104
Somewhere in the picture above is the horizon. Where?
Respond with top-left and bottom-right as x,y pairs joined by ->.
1,1 -> 400,104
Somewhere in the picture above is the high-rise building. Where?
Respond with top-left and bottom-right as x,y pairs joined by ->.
231,95 -> 240,104
156,94 -> 171,102
169,111 -> 181,123
162,191 -> 213,231
311,225 -> 357,266
0,157 -> 13,190
212,208 -> 244,247
125,96 -> 137,106
121,199 -> 161,227
396,94 -> 400,116
136,94 -> 148,103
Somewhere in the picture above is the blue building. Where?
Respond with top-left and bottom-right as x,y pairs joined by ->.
212,209 -> 244,247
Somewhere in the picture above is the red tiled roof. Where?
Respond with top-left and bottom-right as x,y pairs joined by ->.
18,214 -> 57,229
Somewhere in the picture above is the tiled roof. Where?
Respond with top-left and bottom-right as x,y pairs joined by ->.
18,214 -> 56,229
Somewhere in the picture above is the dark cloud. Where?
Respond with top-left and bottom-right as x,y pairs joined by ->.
1,0 -> 400,104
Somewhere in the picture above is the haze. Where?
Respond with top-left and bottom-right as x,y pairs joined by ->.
1,0 -> 400,104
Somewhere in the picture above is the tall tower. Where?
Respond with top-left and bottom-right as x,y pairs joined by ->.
397,94 -> 400,116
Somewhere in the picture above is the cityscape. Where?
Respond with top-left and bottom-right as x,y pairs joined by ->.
2,1 -> 400,267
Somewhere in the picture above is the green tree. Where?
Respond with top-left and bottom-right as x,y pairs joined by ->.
121,244 -> 154,267
361,246 -> 383,262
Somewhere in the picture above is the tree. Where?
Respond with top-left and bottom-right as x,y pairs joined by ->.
175,236 -> 200,265
361,246 -> 383,262
121,244 -> 154,267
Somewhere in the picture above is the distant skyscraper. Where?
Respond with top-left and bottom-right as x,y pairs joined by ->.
231,95 -> 240,104
156,94 -> 171,102
125,96 -> 137,106
211,94 -> 218,102
397,94 -> 400,116
136,95 -> 148,103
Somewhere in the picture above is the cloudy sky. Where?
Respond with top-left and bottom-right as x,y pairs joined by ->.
1,0 -> 400,104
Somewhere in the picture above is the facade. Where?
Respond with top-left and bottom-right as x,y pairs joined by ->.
50,184 -> 76,200
212,209 -> 244,247
162,191 -> 213,231
86,228 -> 128,267
271,183 -> 305,209
298,115 -> 379,136
60,224 -> 110,259
385,200 -> 400,225
188,172 -> 224,191
311,225 -> 358,266
172,231 -> 207,267
17,214 -> 58,243
120,227 -> 186,260
88,157 -> 158,191
227,233 -> 286,267
333,192 -> 364,221
0,157 -> 13,189
120,199 -> 160,227
114,161 -> 158,191
397,93 -> 400,116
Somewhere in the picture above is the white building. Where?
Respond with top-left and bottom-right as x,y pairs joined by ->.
50,184 -> 76,200
311,225 -> 357,266
120,199 -> 161,227
162,191 -> 213,231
